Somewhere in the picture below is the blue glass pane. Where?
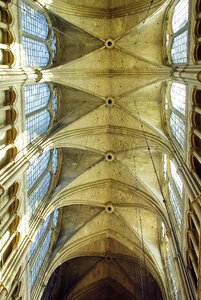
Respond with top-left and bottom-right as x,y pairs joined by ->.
29,215 -> 50,260
21,1 -> 49,39
28,172 -> 51,219
52,96 -> 57,116
51,31 -> 57,57
26,110 -> 51,143
171,31 -> 188,64
25,84 -> 50,115
168,182 -> 182,228
30,230 -> 51,288
53,209 -> 59,227
26,150 -> 51,191
52,149 -> 58,174
170,112 -> 185,148
22,36 -> 50,67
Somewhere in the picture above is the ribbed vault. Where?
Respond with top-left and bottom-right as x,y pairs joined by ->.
41,0 -> 172,299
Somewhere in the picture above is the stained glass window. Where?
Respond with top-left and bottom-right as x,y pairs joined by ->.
24,84 -> 50,115
171,31 -> 188,64
170,161 -> 183,196
22,37 -> 50,67
52,149 -> 58,174
167,250 -> 179,300
30,230 -> 51,288
53,209 -> 59,227
21,1 -> 49,39
29,215 -> 50,260
28,172 -> 51,219
171,83 -> 186,115
172,0 -> 189,33
26,150 -> 51,190
168,182 -> 182,228
170,112 -> 185,148
52,96 -> 57,116
51,31 -> 57,57
26,110 -> 51,143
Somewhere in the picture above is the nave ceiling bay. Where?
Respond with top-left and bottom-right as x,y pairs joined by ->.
41,0 -> 172,299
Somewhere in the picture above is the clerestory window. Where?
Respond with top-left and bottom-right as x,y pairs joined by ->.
21,1 -> 56,67
171,0 -> 189,64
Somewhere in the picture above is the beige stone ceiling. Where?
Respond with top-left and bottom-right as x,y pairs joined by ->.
42,0 -> 172,299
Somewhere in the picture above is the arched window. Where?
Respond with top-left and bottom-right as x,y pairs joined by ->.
30,230 -> 51,288
26,110 -> 51,143
53,209 -> 59,227
172,0 -> 189,33
22,37 -> 50,67
24,83 -> 58,144
171,0 -> 189,64
21,1 -> 49,39
29,211 -> 59,290
27,151 -> 51,190
52,149 -> 58,174
24,83 -> 50,115
26,149 -> 59,220
170,161 -> 183,196
28,172 -> 51,219
170,112 -> 185,148
165,82 -> 187,149
168,181 -> 182,228
166,248 -> 179,300
170,82 -> 186,115
21,1 -> 56,68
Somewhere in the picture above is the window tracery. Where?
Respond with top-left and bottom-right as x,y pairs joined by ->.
171,0 -> 189,64
29,211 -> 59,290
26,149 -> 60,220
166,249 -> 179,300
170,112 -> 185,148
172,0 -> 189,33
168,182 -> 182,228
171,30 -> 188,64
24,83 -> 50,115
21,1 -> 49,40
170,82 -> 186,115
163,154 -> 183,230
26,110 -> 51,143
21,1 -> 56,68
27,150 -> 51,190
165,0 -> 189,64
164,82 -> 187,149
170,161 -> 183,196
24,83 -> 58,144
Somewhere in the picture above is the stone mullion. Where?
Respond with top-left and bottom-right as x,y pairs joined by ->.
29,225 -> 50,269
27,157 -> 52,197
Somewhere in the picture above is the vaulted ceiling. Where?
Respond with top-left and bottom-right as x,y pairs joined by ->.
41,0 -> 172,299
